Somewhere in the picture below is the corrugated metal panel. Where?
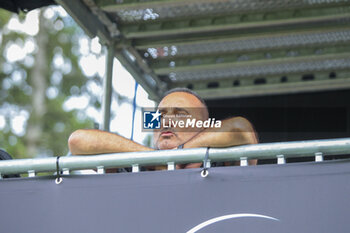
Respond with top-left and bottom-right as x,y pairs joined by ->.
59,0 -> 350,100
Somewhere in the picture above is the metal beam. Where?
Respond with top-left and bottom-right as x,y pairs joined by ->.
194,77 -> 350,100
1,138 -> 350,175
153,52 -> 350,76
147,44 -> 350,71
123,14 -> 350,39
101,46 -> 115,131
56,0 -> 112,43
136,27 -> 350,55
125,47 -> 167,96
98,0 -> 350,14
97,0 -> 196,10
114,49 -> 163,101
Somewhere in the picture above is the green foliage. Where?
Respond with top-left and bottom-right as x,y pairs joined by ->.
0,7 -> 96,159
43,96 -> 93,156
0,132 -> 28,159
0,9 -> 12,25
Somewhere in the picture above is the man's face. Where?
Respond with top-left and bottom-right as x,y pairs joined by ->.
153,92 -> 208,150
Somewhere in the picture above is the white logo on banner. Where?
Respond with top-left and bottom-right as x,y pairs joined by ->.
186,213 -> 279,233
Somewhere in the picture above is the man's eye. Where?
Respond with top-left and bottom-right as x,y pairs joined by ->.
161,112 -> 169,117
177,111 -> 188,116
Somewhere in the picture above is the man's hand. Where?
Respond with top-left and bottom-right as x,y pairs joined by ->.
179,117 -> 258,168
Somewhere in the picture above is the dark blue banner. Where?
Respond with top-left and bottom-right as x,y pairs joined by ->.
1,160 -> 350,233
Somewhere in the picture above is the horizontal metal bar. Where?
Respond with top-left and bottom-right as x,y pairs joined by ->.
135,27 -> 350,51
124,14 -> 350,39
0,138 -> 349,175
194,77 -> 350,100
99,0 -> 349,12
100,0 -> 199,11
154,52 -> 350,75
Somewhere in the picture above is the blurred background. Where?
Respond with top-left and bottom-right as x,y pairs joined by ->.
1,0 -> 350,159
0,6 -> 154,159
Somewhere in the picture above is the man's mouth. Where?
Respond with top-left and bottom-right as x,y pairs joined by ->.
160,130 -> 175,137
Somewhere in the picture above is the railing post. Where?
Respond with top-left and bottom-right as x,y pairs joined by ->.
62,168 -> 70,175
28,170 -> 36,177
97,166 -> 105,174
132,164 -> 140,173
315,152 -> 324,162
277,154 -> 286,164
167,162 -> 175,170
240,157 -> 248,166
203,159 -> 211,169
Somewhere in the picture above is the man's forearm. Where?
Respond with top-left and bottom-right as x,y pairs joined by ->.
68,129 -> 153,155
183,116 -> 258,149
178,117 -> 258,168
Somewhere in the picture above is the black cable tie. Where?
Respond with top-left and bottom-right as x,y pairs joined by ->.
201,147 -> 210,177
55,156 -> 62,184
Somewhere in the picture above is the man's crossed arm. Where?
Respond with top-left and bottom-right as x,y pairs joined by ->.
68,116 -> 258,168
68,129 -> 154,155
177,116 -> 258,168
182,116 -> 258,148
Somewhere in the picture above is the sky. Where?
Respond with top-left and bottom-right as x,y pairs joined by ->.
1,6 -> 155,147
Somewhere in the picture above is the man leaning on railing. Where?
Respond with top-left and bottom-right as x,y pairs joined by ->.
68,88 -> 258,170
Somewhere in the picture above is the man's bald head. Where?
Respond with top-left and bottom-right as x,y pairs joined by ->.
160,88 -> 209,120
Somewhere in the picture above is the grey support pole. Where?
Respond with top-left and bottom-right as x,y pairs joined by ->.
101,45 -> 115,131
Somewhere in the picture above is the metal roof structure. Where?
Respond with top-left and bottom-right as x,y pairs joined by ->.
56,0 -> 350,101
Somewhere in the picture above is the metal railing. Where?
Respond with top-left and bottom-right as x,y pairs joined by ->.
0,138 -> 350,178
